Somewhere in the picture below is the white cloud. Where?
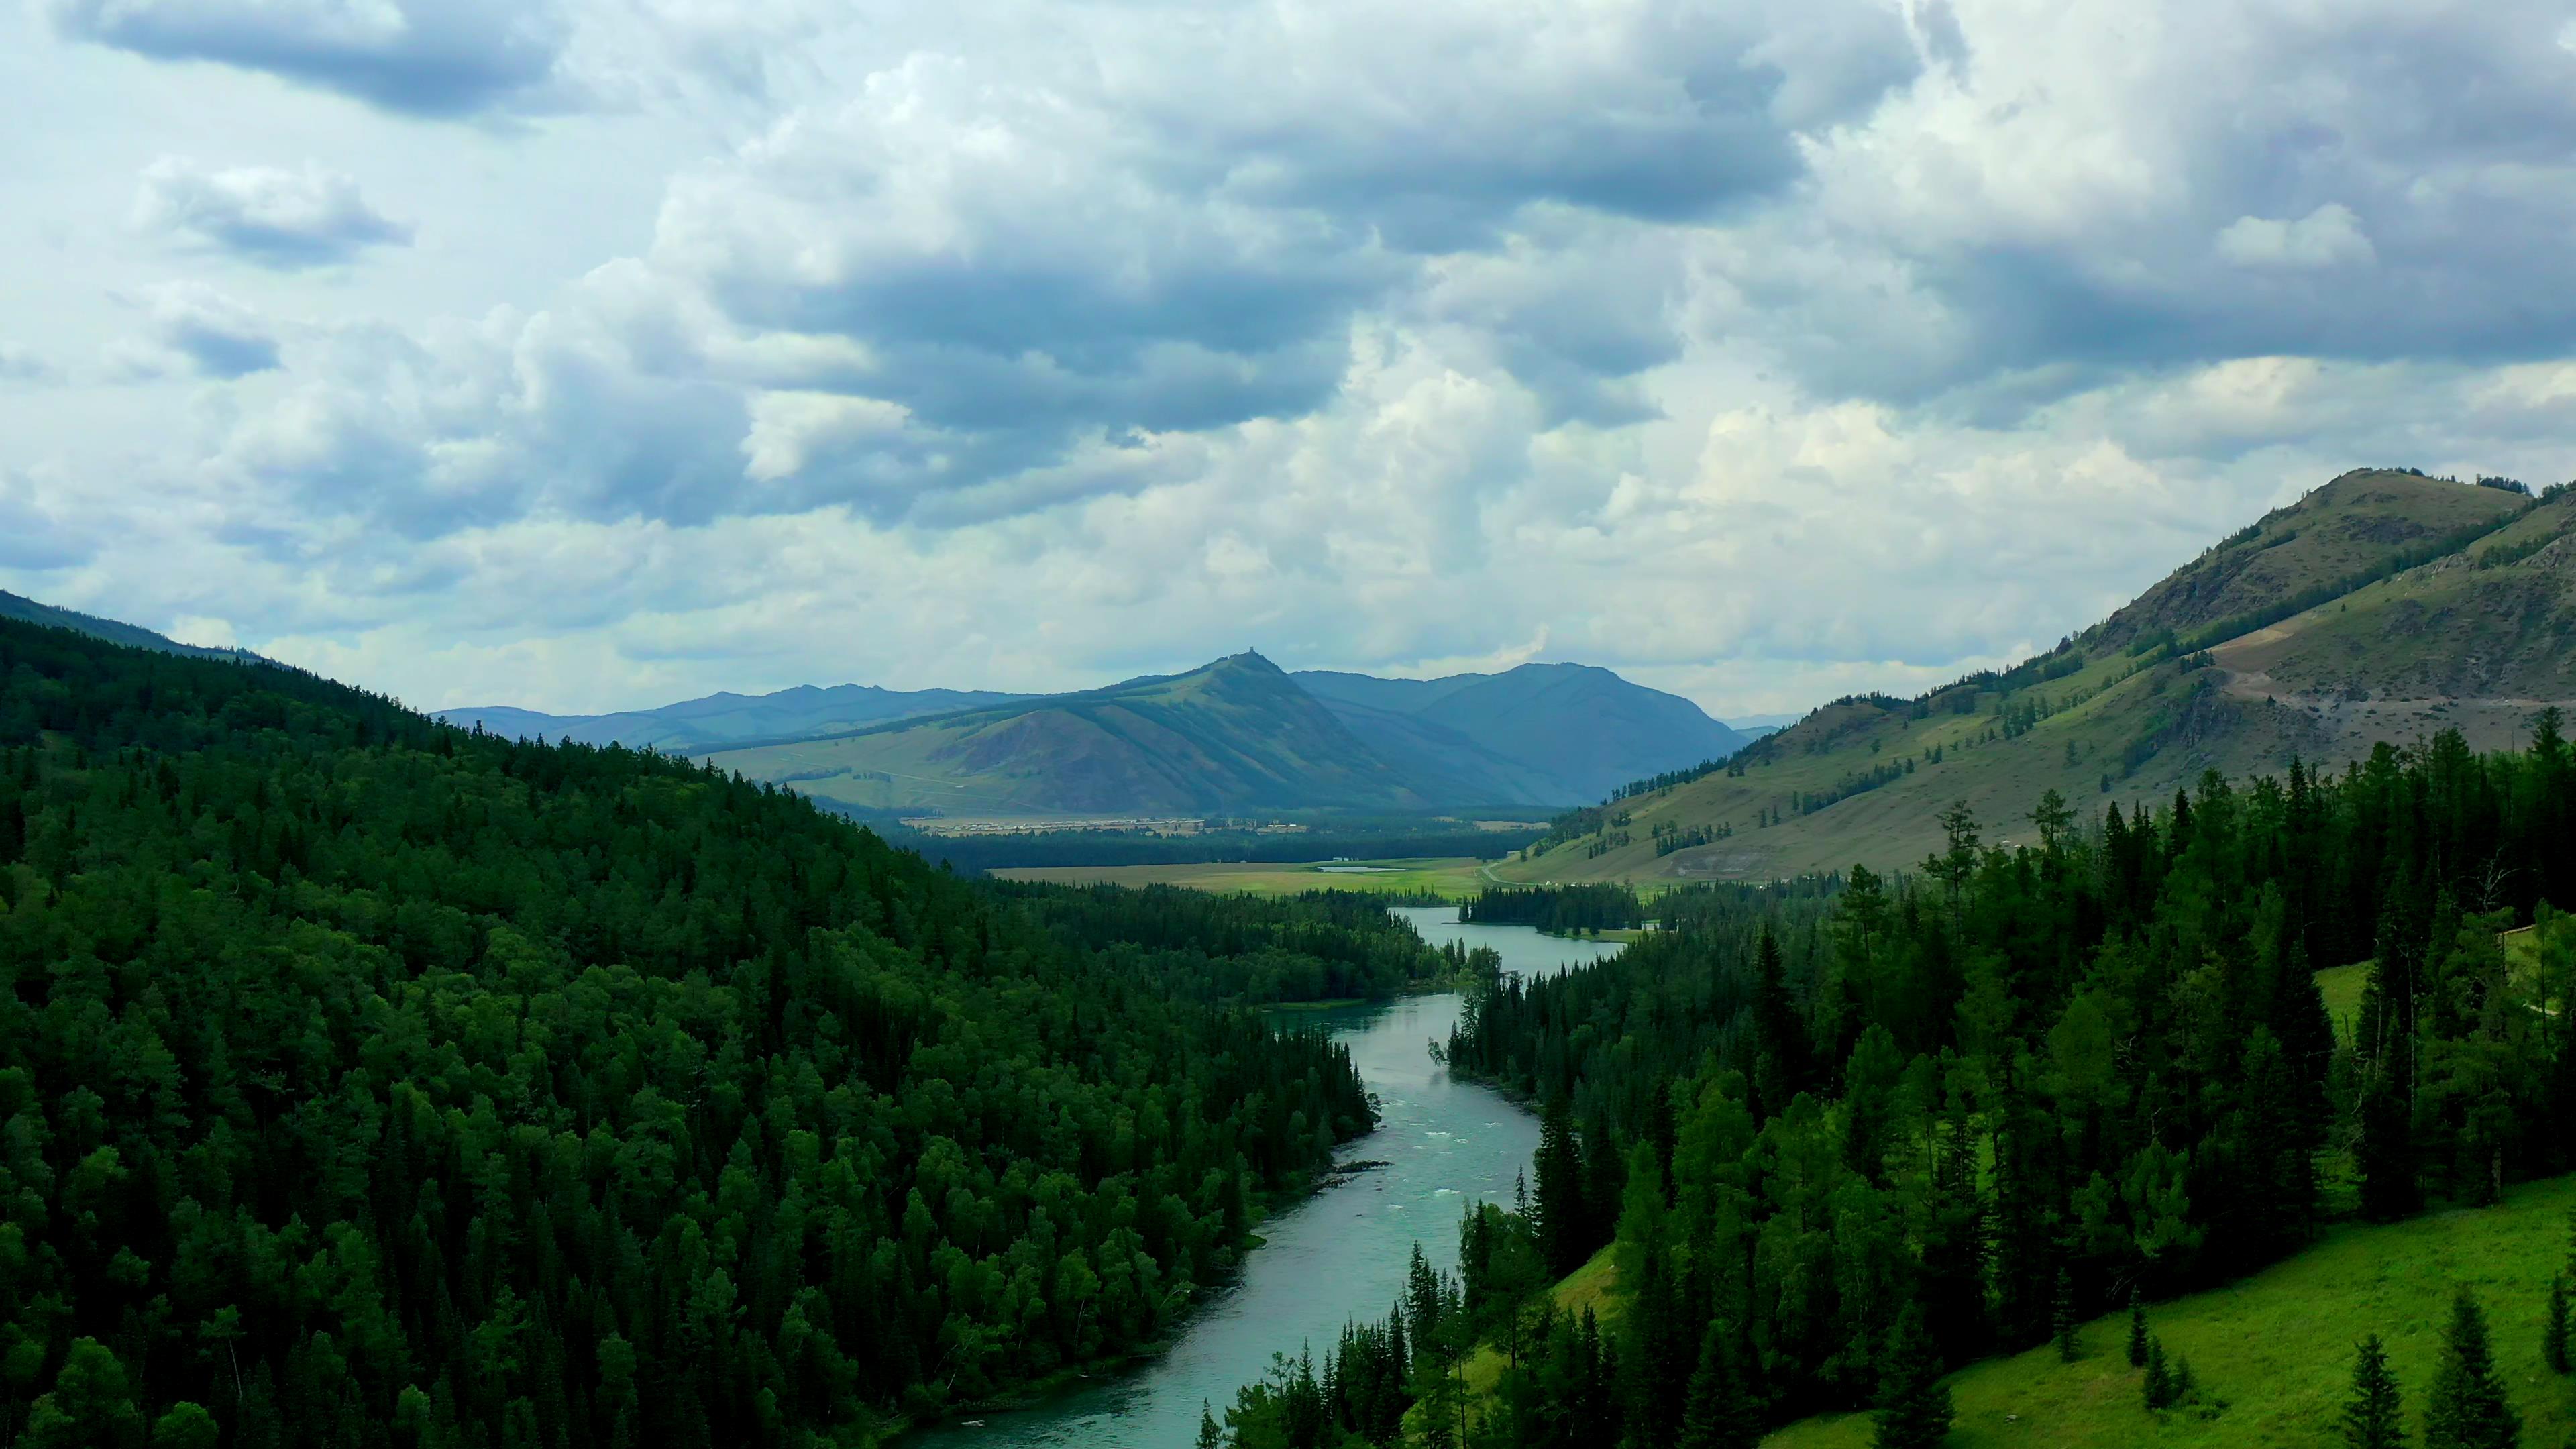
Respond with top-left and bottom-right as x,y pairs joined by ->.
136,157 -> 412,268
2215,204 -> 2377,270
7,0 -> 2576,726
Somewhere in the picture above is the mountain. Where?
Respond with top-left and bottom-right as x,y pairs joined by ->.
0,589 -> 262,663
1499,470 -> 2575,883
436,682 -> 1032,751
1293,662 -> 1756,804
701,651 -> 1497,816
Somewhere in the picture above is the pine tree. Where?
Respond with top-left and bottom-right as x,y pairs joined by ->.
2142,1336 -> 2174,1411
2544,1278 -> 2569,1376
2051,1268 -> 2080,1362
2424,1288 -> 2517,1449
1532,1097 -> 1588,1277
1679,1320 -> 1758,1449
2171,1353 -> 2198,1406
1197,1400 -> 1223,1449
2344,1334 -> 2405,1449
2127,1289 -> 2149,1368
1872,1305 -> 1951,1449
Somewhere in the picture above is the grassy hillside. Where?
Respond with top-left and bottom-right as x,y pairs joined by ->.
1300,663 -> 1755,804
704,651 -> 1468,815
1502,472 -> 2571,883
1764,1172 -> 2576,1448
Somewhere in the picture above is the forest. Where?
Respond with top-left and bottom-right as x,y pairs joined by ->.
1454,885 -> 1646,936
1214,719 -> 2576,1446
0,618 -> 1463,1449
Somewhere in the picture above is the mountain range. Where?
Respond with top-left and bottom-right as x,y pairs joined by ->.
1498,468 -> 2576,883
688,655 -> 1758,815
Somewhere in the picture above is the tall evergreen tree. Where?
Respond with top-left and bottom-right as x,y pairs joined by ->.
2424,1289 -> 2518,1449
1678,1321 -> 1757,1449
1532,1099 -> 1589,1277
2127,1290 -> 2149,1368
2051,1268 -> 2080,1363
1871,1305 -> 1951,1449
2344,1334 -> 2405,1449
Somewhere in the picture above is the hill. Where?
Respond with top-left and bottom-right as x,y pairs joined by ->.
435,680 -> 1030,750
0,607 -> 1458,1448
1295,661 -> 1756,804
1500,470 -> 2573,882
700,651 -> 1520,815
0,588 -> 263,663
1764,1172 -> 2576,1448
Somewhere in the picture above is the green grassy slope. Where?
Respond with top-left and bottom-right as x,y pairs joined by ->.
703,651 -> 1486,815
1764,1173 -> 2576,1448
1502,473 -> 2570,883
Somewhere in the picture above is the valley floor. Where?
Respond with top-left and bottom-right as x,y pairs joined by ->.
1764,1173 -> 2576,1448
989,856 -> 1489,897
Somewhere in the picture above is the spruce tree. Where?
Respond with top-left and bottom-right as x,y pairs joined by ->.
1872,1305 -> 1951,1449
1197,1401 -> 1223,1449
2051,1268 -> 2080,1362
1532,1098 -> 1588,1277
2344,1334 -> 2405,1449
2127,1289 -> 2149,1368
2424,1288 -> 2518,1449
1680,1321 -> 1758,1449
2142,1336 -> 2174,1411
2544,1278 -> 2569,1376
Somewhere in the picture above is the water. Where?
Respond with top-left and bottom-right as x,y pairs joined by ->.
905,907 -> 1623,1448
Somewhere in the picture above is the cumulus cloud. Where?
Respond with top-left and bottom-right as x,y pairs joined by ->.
113,284 -> 283,379
0,472 -> 93,571
2215,204 -> 2376,270
135,157 -> 413,268
15,0 -> 2576,722
43,0 -> 569,117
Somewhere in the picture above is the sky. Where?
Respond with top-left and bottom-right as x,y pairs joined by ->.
4,0 -> 2575,722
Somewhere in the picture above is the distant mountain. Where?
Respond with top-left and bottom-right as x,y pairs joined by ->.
0,590 -> 262,663
1294,661 -> 1756,803
437,682 -> 1031,751
1500,470 -> 2574,883
702,652 -> 1472,816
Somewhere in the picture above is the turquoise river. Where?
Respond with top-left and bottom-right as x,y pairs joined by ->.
904,906 -> 1625,1448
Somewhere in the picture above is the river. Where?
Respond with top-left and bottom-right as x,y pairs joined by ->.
904,906 -> 1624,1449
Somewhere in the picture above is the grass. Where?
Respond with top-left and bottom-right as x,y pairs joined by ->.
1455,1249 -> 1621,1401
2316,961 -> 2369,1044
986,857 -> 1491,899
1762,1173 -> 2576,1448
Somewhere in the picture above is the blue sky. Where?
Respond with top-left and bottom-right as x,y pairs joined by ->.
3,0 -> 2575,720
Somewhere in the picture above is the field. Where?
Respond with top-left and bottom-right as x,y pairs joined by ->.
1762,1173 -> 2576,1448
988,856 -> 1492,898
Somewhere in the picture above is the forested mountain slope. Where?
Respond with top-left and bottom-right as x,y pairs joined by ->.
1503,472 -> 2575,883
1227,723 -> 2576,1449
0,615 -> 1469,1448
0,590 -> 262,663
700,651 -> 1532,816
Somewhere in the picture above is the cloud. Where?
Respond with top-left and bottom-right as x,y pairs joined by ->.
0,472 -> 94,571
113,284 -> 283,379
43,0 -> 569,117
0,345 -> 57,385
135,157 -> 413,268
2215,204 -> 2376,270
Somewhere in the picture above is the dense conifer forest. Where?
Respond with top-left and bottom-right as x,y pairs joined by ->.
1212,722 -> 2576,1446
0,619 -> 1460,1448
